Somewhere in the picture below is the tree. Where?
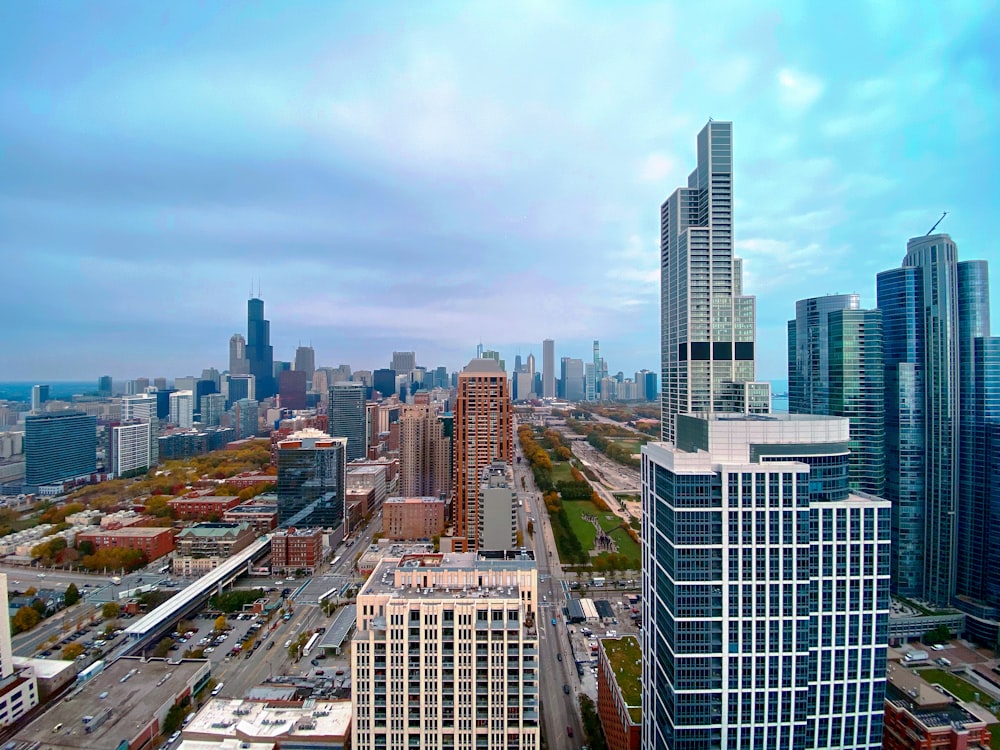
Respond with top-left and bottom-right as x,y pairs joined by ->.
77,540 -> 95,556
153,637 -> 175,658
526,520 -> 534,537
11,606 -> 41,634
214,615 -> 228,633
515,530 -> 524,547
63,583 -> 81,606
102,601 -> 121,620
61,642 -> 85,660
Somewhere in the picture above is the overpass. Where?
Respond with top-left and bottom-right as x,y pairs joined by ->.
123,534 -> 272,641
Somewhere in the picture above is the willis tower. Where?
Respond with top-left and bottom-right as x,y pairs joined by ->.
246,296 -> 275,399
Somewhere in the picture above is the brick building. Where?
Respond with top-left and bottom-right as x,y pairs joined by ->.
270,527 -> 323,573
172,522 -> 256,576
222,470 -> 277,490
597,636 -> 642,750
223,498 -> 279,533
168,494 -> 241,520
77,527 -> 175,562
383,496 -> 448,541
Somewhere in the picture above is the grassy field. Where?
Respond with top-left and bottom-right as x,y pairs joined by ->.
612,439 -> 644,455
550,461 -> 575,483
560,499 -> 640,567
607,527 -> 642,564
918,669 -> 999,717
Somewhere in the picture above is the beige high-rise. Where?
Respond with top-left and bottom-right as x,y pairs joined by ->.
454,359 -> 511,551
400,403 -> 452,499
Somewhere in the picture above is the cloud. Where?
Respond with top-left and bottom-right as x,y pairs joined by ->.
637,153 -> 678,184
776,67 -> 824,111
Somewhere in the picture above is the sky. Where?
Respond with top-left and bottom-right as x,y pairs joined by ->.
1,0 -> 997,382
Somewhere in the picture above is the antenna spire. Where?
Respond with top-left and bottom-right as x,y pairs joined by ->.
926,211 -> 949,236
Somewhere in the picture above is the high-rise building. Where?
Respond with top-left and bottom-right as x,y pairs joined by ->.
30,385 -> 49,413
24,411 -> 97,486
121,393 -> 159,465
373,368 -> 396,399
169,391 -> 194,428
232,398 -> 259,440
246,297 -> 275,399
276,428 -> 347,529
329,382 -> 367,462
788,295 -> 885,496
278,370 -> 307,410
478,462 -> 516,550
98,375 -> 113,398
293,345 -> 316,383
111,420 -> 151,477
642,414 -> 891,750
0,572 -> 39,726
562,357 -> 585,401
352,551 -> 539,750
454,359 -> 512,551
229,333 -> 248,375
542,339 -> 555,398
126,377 -> 150,395
153,377 -> 167,391
399,403 -> 452,499
391,351 -> 416,374
223,373 -> 255,408
876,233 -> 996,606
200,393 -> 227,427
659,121 -> 768,442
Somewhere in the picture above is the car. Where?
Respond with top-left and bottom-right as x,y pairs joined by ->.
567,727 -> 574,738
40,650 -> 52,657
311,659 -> 319,666
931,644 -> 945,651
314,669 -> 324,676
37,573 -> 46,578
204,647 -> 215,654
551,618 -> 556,626
563,684 -> 570,695
168,731 -> 180,744
556,653 -> 562,662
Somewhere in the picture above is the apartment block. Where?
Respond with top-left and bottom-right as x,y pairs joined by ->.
167,494 -> 241,520
77,527 -> 175,562
270,527 -> 324,573
383,496 -> 448,540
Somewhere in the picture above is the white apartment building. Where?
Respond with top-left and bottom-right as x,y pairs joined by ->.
353,551 -> 540,750
169,390 -> 194,428
0,573 -> 39,726
112,420 -> 151,477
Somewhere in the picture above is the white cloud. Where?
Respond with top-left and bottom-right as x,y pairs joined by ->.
776,67 -> 825,111
637,153 -> 678,184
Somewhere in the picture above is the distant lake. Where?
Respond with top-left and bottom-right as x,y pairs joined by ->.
0,382 -> 97,403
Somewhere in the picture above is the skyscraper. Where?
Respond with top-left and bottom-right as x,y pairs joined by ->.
246,297 -> 275,399
200,393 -> 227,427
788,295 -> 885,496
399,403 -> 453,499
372,368 -> 396,399
232,398 -> 259,440
659,120 -> 767,442
121,392 -> 159,465
229,333 -> 248,375
276,429 -> 346,529
169,391 -> 194,428
111,421 -> 151,477
24,411 -> 97,486
562,357 -> 585,401
293,344 -> 316,383
391,351 -> 416,374
30,385 -> 49,413
642,414 -> 891,750
97,375 -> 112,397
329,382 -> 367,462
542,339 -> 555,398
278,369 -> 307,410
453,358 -> 512,551
223,373 -> 255,408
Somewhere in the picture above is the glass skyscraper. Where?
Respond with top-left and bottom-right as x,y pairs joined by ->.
24,411 -> 97,487
276,430 -> 346,529
246,296 -> 275,399
659,121 -> 767,443
328,382 -> 367,462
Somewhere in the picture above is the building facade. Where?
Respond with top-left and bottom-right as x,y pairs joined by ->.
0,573 -> 39,727
329,382 -> 367,462
454,359 -> 512,551
246,297 -> 275,399
24,411 -> 97,487
399,404 -> 452,499
111,420 -> 151,477
167,494 -> 242,520
641,414 -> 891,750
169,391 -> 194,428
77,527 -> 176,562
542,339 -> 555,398
383,496 -> 448,541
270,527 -> 323,572
352,551 -> 539,750
597,636 -> 641,750
172,522 -> 256,576
561,357 -> 585,402
276,429 -> 346,529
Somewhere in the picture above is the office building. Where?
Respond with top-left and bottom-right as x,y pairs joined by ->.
24,411 -> 97,487
246,296 -> 275,399
352,551 -> 539,750
229,333 -> 248,375
278,369 -> 307,410
169,390 -> 194,428
30,385 -> 48,413
153,377 -> 167,391
788,296 -> 885,496
877,234 -> 996,606
111,420 -> 151,477
232,398 -> 259,439
329,382 -> 367,462
293,344 -> 316,382
383,496 -> 448,540
276,429 -> 347,529
391,351 -> 416,374
77,527 -> 176,562
126,377 -> 150,395
200,393 -> 226,427
454,358 -> 512,551
373,368 -> 396,399
154,388 -> 174,420
223,373 -> 255,408
0,572 -> 39,727
659,121 -> 768,442
542,339 -> 555,398
172,522 -> 256,576
585,363 -> 597,401
168,494 -> 242,519
97,375 -> 112,398
562,357 -> 585,401
641,414 -> 891,750
514,370 -> 533,402
399,403 -> 452,499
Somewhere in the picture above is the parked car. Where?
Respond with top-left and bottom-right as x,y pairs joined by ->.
563,684 -> 570,694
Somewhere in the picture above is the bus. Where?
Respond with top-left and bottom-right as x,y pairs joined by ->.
303,632 -> 321,657
158,564 -> 171,574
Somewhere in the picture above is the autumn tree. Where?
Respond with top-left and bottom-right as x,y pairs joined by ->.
63,583 -> 81,606
11,606 -> 41,634
214,615 -> 228,633
101,601 -> 121,619
61,642 -> 85,660
526,520 -> 534,537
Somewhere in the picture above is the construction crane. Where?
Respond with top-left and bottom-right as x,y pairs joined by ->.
926,211 -> 948,236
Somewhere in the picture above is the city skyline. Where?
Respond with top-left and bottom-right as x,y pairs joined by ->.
2,3 -> 996,380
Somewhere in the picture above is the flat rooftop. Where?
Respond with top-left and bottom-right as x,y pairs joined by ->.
78,526 -> 173,537
361,551 -> 536,599
320,604 -> 357,649
184,698 -> 351,741
384,496 -> 446,504
13,657 -> 208,750
601,636 -> 642,723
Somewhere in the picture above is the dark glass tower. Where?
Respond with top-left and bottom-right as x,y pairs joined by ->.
372,368 -> 396,400
246,297 -> 275,399
25,411 -> 97,486
277,433 -> 346,528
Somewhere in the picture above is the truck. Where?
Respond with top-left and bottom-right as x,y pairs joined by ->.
904,650 -> 929,662
110,576 -> 121,585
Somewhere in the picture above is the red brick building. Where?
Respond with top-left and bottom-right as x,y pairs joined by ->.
77,527 -> 175,562
222,499 -> 279,532
883,663 -> 993,750
270,527 -> 323,573
383,496 -> 448,540
168,494 -> 241,520
597,636 -> 641,750
222,470 -> 278,490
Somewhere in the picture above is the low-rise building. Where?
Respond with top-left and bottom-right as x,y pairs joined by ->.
183,697 -> 351,749
270,527 -> 323,573
356,541 -> 434,577
168,494 -> 242,520
77,526 -> 175,562
383,496 -> 447,540
223,497 -> 279,532
172,522 -> 257,576
597,636 -> 642,750
221,470 -> 277,489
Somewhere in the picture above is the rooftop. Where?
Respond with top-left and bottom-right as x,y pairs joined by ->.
885,664 -> 989,730
78,527 -> 173,537
177,523 -> 251,538
184,698 -> 351,742
319,604 -> 357,649
601,635 -> 642,723
384,496 -> 447,505
361,551 -> 536,599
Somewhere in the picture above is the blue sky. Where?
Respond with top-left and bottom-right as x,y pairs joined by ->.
1,0 -> 997,382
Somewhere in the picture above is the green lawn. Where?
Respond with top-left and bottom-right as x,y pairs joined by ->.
602,636 -> 642,722
561,499 -> 640,566
550,461 -> 574,483
612,439 -> 644,454
918,669 -> 999,717
607,527 -> 642,564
